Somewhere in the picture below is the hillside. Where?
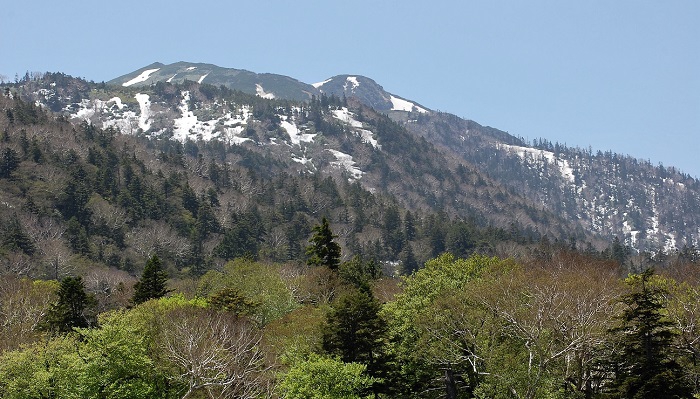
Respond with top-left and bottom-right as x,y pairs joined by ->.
398,111 -> 700,253
1,72 -> 582,280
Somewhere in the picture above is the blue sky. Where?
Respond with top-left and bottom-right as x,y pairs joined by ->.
2,1 -> 698,177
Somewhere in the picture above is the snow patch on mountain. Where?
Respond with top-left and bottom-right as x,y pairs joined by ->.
280,116 -> 316,145
332,108 -> 363,128
327,149 -> 363,180
173,91 -> 219,141
312,79 -> 332,89
292,155 -> 314,168
135,93 -> 152,132
198,74 -> 209,84
220,106 -> 252,144
344,77 -> 360,92
109,97 -> 125,110
167,74 -> 177,83
255,84 -> 275,99
331,107 -> 380,149
122,68 -> 160,87
501,144 -> 575,183
390,95 -> 427,113
186,66 -> 197,71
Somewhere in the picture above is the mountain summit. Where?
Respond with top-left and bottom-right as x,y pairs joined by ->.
108,61 -> 318,102
313,75 -> 429,114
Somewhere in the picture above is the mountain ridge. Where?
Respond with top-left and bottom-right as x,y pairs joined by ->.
8,63 -> 700,253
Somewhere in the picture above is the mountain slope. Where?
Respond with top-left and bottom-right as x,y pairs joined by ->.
15,62 -> 700,254
3,73 -> 594,281
396,112 -> 700,252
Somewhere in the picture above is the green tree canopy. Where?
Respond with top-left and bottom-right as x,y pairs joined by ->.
306,217 -> 341,270
132,255 -> 169,305
42,276 -> 96,334
605,269 -> 693,398
278,354 -> 377,399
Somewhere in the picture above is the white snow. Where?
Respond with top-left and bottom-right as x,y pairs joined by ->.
167,74 -> 177,83
501,144 -> 575,184
122,68 -> 160,87
357,129 -> 379,148
312,78 -> 332,89
172,92 -> 251,143
186,66 -> 197,71
332,108 -> 380,149
344,76 -> 360,92
279,116 -> 316,145
332,108 -> 363,128
292,156 -> 313,166
72,99 -> 96,120
134,93 -> 152,132
198,73 -> 209,84
108,97 -> 125,110
255,84 -> 275,99
327,149 -> 363,180
390,95 -> 428,113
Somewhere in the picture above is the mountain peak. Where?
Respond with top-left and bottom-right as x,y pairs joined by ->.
107,62 -> 317,102
315,74 -> 429,114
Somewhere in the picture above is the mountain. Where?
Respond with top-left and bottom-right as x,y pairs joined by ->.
9,62 -> 700,256
108,62 -> 318,101
394,112 -> 700,254
312,75 -> 429,114
3,71 -> 590,281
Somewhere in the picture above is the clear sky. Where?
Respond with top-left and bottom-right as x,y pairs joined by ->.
2,1 -> 698,177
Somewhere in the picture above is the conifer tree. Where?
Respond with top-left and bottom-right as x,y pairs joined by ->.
323,289 -> 390,396
306,217 -> 341,270
606,269 -> 692,398
43,276 -> 95,333
132,255 -> 169,305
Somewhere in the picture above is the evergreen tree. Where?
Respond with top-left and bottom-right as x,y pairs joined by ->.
605,269 -> 692,398
322,289 -> 390,396
1,214 -> 35,255
0,147 -> 20,178
43,276 -> 96,333
132,255 -> 169,305
306,217 -> 341,270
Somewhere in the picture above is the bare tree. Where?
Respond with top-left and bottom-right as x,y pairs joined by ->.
126,221 -> 190,263
0,276 -> 56,351
159,307 -> 270,399
83,267 -> 136,312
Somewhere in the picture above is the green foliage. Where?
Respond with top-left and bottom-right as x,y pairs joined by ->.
338,255 -> 380,291
208,286 -> 260,317
213,210 -> 263,260
132,255 -> 169,305
382,254 -> 518,397
278,354 -> 378,399
42,276 -> 96,333
0,309 -> 180,399
1,214 -> 35,255
198,258 -> 297,325
323,288 -> 389,395
306,217 -> 341,270
604,269 -> 693,398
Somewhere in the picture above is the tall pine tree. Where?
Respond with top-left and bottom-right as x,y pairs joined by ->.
605,269 -> 692,398
132,255 -> 169,305
43,276 -> 96,333
306,217 -> 341,270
